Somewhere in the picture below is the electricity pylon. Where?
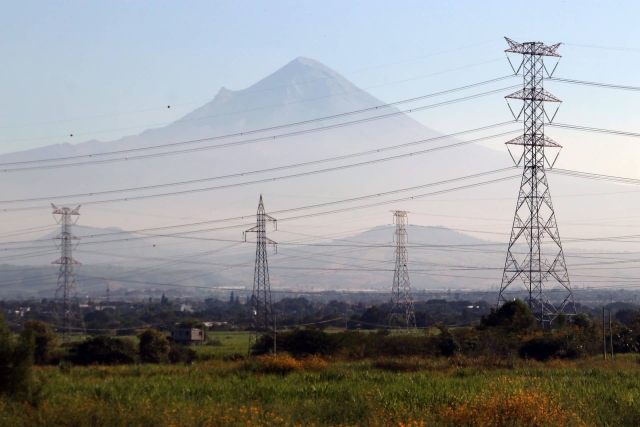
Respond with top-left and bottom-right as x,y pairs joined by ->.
245,195 -> 277,352
389,210 -> 416,329
51,204 -> 81,335
498,38 -> 575,327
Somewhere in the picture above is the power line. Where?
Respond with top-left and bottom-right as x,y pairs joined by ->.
0,124 -> 518,205
0,167 -> 519,246
549,76 -> 640,92
549,122 -> 640,139
0,77 -> 518,171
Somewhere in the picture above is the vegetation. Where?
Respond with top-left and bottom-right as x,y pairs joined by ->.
0,313 -> 38,401
23,320 -> 58,365
138,329 -> 170,363
3,300 -> 640,425
0,356 -> 639,426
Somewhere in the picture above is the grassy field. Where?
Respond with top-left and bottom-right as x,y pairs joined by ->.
2,349 -> 640,427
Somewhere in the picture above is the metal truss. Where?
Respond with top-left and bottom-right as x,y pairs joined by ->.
389,210 -> 416,329
51,204 -> 81,335
498,38 -> 576,327
245,195 -> 277,352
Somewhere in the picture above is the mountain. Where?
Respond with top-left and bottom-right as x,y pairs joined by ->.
0,225 -> 503,299
1,57 -> 639,299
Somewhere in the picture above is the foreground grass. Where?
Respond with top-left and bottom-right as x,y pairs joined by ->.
1,355 -> 640,427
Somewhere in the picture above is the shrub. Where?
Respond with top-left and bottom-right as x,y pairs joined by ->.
23,320 -> 57,365
480,300 -> 537,333
168,345 -> 196,364
438,385 -> 586,427
254,354 -> 302,375
437,326 -> 460,357
299,354 -> 327,371
519,334 -> 583,361
71,336 -> 137,365
279,328 -> 336,356
138,329 -> 170,363
0,313 -> 37,399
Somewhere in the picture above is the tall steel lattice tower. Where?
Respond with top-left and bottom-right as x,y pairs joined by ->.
245,195 -> 277,351
389,211 -> 416,328
498,38 -> 575,327
51,204 -> 82,334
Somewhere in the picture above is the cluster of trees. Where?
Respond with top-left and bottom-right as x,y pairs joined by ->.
253,300 -> 607,361
2,296 -> 490,334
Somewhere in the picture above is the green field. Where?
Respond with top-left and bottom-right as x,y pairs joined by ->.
2,332 -> 640,427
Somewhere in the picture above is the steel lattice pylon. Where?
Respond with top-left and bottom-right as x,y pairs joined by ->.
389,210 -> 416,328
498,38 -> 576,327
245,195 -> 277,352
51,204 -> 81,335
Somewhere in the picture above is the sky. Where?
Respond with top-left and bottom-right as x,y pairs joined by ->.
3,1 -> 640,295
2,0 -> 640,179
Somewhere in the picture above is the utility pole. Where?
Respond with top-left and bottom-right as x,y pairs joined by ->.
602,307 -> 607,360
497,38 -> 576,328
51,204 -> 81,337
245,195 -> 277,353
609,308 -> 614,360
389,211 -> 416,329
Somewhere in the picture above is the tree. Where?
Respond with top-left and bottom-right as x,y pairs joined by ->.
139,329 -> 170,363
480,299 -> 537,333
553,312 -> 568,329
161,293 -> 170,306
0,313 -> 36,398
23,320 -> 57,365
615,309 -> 640,326
71,336 -> 137,365
358,306 -> 389,330
437,325 -> 460,357
573,313 -> 593,329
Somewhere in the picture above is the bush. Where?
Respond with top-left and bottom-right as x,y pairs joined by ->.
23,320 -> 57,365
519,334 -> 582,361
278,328 -> 336,356
168,345 -> 196,364
0,313 -> 37,399
437,326 -> 460,357
480,300 -> 537,333
138,329 -> 170,363
71,336 -> 137,365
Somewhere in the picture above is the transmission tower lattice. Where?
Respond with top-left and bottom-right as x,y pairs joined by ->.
498,37 -> 575,327
389,210 -> 416,328
51,204 -> 81,334
245,195 -> 277,352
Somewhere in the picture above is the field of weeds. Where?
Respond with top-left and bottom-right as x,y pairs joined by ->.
1,354 -> 640,427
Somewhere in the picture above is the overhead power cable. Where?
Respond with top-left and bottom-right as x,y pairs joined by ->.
0,77 -> 518,171
0,168 -> 519,248
550,168 -> 640,186
0,127 -> 518,207
549,122 -> 640,139
549,77 -> 640,92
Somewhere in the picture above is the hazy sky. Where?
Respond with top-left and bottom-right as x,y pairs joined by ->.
2,0 -> 640,178
3,1 -> 640,295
